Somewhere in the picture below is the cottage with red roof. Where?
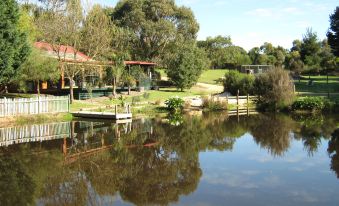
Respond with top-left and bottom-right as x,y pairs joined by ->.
33,42 -> 157,99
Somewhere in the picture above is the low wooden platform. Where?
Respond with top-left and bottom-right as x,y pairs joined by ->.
72,111 -> 132,120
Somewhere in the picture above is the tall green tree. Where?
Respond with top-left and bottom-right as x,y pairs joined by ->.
197,36 -> 232,68
17,48 -> 59,95
286,51 -> 304,74
300,28 -> 321,71
166,44 -> 208,91
111,0 -> 199,62
0,0 -> 30,92
327,7 -> 339,57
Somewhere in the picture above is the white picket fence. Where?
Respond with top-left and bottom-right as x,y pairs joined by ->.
0,122 -> 71,147
0,96 -> 70,117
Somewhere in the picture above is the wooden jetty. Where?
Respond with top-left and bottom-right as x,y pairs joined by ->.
72,105 -> 132,120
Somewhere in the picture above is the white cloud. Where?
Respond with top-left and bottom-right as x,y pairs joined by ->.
246,8 -> 274,17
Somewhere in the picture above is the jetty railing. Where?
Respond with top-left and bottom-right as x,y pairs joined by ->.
0,95 -> 70,117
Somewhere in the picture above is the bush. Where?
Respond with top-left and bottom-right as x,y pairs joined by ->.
131,96 -> 141,105
254,68 -> 295,111
166,44 -> 209,91
292,97 -> 325,111
202,96 -> 228,111
165,97 -> 185,112
154,99 -> 162,105
143,92 -> 150,99
223,70 -> 254,95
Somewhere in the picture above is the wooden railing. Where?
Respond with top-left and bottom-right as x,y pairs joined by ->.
0,96 -> 70,117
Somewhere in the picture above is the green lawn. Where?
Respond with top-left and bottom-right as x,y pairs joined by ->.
295,75 -> 339,93
198,69 -> 228,84
156,69 -> 228,85
294,75 -> 339,101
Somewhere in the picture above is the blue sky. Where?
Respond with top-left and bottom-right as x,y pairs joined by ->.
90,0 -> 338,51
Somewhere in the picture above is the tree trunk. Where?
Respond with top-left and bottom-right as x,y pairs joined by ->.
37,80 -> 40,96
112,78 -> 117,98
70,78 -> 74,104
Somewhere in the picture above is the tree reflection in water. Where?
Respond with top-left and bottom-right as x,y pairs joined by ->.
0,113 -> 338,205
328,129 -> 339,178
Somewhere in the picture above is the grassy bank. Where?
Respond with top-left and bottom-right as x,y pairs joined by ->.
0,113 -> 73,127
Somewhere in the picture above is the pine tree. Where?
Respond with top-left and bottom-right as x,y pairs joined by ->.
0,0 -> 30,92
327,7 -> 339,57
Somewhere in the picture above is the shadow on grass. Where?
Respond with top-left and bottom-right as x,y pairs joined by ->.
0,93 -> 34,99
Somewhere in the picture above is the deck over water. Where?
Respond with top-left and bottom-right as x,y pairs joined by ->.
72,111 -> 132,120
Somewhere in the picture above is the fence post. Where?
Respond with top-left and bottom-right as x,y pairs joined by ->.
37,96 -> 40,114
68,95 -> 70,113
4,97 -> 6,117
237,90 -> 239,118
247,94 -> 249,116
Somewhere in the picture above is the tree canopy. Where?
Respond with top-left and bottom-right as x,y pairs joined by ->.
0,0 -> 30,92
198,36 -> 251,69
327,7 -> 339,57
166,44 -> 208,91
111,0 -> 199,63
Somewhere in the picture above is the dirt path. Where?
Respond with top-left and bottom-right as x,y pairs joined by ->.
195,82 -> 224,93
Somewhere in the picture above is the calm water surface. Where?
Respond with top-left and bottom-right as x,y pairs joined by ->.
0,113 -> 339,206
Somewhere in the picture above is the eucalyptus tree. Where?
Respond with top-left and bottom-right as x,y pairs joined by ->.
111,0 -> 199,63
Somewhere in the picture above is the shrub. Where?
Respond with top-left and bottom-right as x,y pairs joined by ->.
154,99 -> 161,105
166,44 -> 208,91
143,92 -> 150,99
131,96 -> 141,105
202,96 -> 228,111
223,70 -> 254,95
254,68 -> 295,111
165,97 -> 185,112
292,97 -> 325,111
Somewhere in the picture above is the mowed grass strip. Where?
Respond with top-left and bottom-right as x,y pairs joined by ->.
198,69 -> 228,84
295,75 -> 339,93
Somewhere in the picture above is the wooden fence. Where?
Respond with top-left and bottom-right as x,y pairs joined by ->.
0,96 -> 70,117
0,122 -> 71,147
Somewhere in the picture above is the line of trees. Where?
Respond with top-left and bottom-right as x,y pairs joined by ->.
198,7 -> 339,75
0,1 -> 338,99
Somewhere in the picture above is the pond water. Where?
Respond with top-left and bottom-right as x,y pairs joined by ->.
0,113 -> 339,206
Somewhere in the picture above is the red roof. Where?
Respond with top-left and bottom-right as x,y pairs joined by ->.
34,42 -> 92,62
34,42 -> 156,66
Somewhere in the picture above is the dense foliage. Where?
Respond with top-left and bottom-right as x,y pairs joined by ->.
254,68 -> 295,111
17,48 -> 59,94
327,7 -> 339,57
166,44 -> 207,91
292,97 -> 325,112
223,70 -> 254,95
198,36 -> 251,69
111,0 -> 199,63
165,97 -> 185,112
0,0 -> 30,92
